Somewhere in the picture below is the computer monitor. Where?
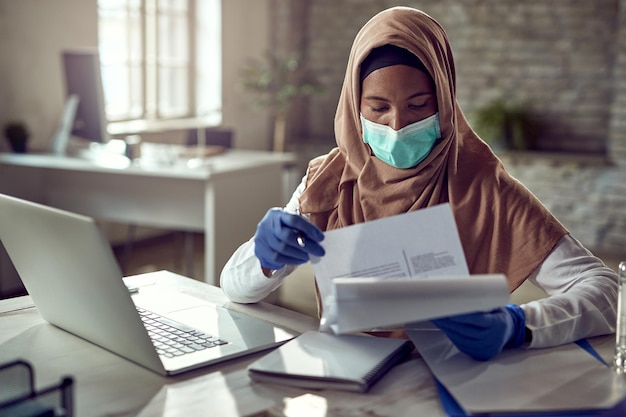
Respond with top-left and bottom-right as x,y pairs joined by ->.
59,50 -> 109,145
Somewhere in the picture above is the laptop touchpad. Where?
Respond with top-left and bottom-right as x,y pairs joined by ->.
168,305 -> 280,348
133,290 -> 285,347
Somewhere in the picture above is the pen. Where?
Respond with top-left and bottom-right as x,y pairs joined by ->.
294,207 -> 306,248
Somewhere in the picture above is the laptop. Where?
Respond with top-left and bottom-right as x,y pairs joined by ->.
0,193 -> 297,376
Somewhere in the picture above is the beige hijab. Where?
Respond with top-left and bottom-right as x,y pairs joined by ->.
299,7 -> 567,292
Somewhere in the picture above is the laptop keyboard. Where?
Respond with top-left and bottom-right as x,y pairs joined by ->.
137,307 -> 228,358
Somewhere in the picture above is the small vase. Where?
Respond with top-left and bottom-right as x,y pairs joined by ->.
4,123 -> 29,153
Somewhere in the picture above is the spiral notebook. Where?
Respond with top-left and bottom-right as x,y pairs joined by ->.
247,331 -> 413,392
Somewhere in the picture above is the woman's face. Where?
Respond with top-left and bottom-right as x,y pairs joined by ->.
360,64 -> 437,130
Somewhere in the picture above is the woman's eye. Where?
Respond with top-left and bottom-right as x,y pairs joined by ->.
371,105 -> 389,113
409,103 -> 427,110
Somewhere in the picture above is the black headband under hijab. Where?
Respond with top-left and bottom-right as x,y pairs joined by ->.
359,44 -> 429,83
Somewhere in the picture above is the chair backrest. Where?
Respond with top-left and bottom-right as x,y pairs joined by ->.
186,128 -> 233,148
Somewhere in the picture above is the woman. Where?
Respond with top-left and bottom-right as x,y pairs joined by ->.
220,7 -> 617,361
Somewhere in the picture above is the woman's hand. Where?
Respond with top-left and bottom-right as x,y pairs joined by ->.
253,208 -> 325,272
431,304 -> 527,361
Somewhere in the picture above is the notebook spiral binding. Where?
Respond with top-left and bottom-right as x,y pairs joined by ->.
0,360 -> 74,417
362,340 -> 414,386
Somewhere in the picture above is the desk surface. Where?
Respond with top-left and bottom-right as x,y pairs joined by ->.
0,271 -> 618,417
0,148 -> 296,180
0,271 -> 449,417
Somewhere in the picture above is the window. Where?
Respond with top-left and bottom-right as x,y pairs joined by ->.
97,0 -> 221,124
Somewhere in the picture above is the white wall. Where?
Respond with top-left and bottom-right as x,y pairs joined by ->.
0,0 -> 272,152
221,0 -> 272,150
0,0 -> 98,152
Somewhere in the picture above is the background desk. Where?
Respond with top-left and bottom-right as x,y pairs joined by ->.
0,150 -> 295,291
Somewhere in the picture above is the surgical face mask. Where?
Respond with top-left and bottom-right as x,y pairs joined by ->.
361,113 -> 441,169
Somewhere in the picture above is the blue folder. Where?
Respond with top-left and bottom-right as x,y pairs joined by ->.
434,339 -> 625,417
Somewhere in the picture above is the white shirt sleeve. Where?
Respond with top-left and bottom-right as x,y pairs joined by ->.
521,234 -> 618,348
219,176 -> 306,304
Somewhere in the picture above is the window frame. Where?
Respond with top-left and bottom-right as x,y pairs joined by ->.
98,0 -> 222,127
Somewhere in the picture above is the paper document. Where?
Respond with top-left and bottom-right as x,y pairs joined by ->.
332,275 -> 509,333
311,204 -> 510,332
406,323 -> 626,415
311,204 -> 468,300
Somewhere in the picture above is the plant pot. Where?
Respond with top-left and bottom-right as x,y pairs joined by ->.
273,114 -> 287,153
8,137 -> 28,153
4,123 -> 29,153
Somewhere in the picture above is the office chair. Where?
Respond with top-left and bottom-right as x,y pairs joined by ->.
186,128 -> 233,149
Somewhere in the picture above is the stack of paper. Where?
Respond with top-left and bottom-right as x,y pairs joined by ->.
331,274 -> 509,334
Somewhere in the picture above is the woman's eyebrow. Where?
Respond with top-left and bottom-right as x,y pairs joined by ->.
408,92 -> 433,99
362,95 -> 390,102
362,91 -> 433,101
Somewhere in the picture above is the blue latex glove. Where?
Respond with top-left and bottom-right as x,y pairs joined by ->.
431,304 -> 526,361
253,208 -> 325,270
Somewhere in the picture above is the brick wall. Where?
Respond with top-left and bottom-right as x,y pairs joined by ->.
609,0 -> 626,166
272,0 -> 625,158
500,152 -> 626,256
270,1 -> 625,257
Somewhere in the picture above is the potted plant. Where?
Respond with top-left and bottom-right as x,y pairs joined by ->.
472,99 -> 539,151
240,51 -> 324,152
3,122 -> 29,153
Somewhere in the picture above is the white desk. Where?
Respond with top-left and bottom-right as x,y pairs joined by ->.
0,271 -> 445,417
0,271 -> 620,417
0,150 -> 295,288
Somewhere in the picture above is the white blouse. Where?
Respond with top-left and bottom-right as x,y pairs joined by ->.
220,177 -> 618,348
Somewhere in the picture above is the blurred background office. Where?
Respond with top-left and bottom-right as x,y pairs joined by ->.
0,0 -> 625,315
